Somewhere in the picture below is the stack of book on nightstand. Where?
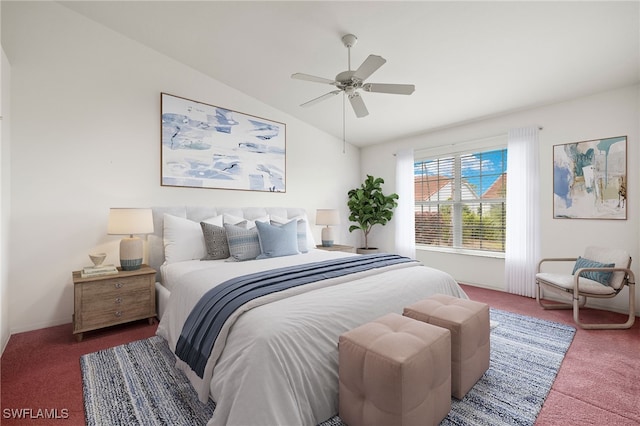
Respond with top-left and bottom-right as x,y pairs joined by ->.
81,264 -> 118,278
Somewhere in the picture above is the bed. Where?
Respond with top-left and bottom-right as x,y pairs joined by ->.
150,206 -> 468,426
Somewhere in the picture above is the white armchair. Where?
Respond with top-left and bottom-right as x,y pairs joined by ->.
535,246 -> 635,329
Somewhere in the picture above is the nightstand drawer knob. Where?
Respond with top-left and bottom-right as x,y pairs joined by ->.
114,282 -> 124,289
114,311 -> 123,317
115,297 -> 123,304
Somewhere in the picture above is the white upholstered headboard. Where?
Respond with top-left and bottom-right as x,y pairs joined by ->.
148,206 -> 314,282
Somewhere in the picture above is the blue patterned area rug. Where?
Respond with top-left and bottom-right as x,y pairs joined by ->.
81,309 -> 575,426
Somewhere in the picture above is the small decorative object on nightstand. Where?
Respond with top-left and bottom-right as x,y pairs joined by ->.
72,264 -> 157,342
316,244 -> 356,253
88,252 -> 106,267
81,253 -> 118,278
108,208 -> 154,271
316,209 -> 340,247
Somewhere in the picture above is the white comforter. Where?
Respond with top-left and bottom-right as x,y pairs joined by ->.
156,250 -> 467,426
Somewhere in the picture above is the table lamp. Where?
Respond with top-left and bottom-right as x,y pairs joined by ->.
316,209 -> 340,247
108,208 -> 154,270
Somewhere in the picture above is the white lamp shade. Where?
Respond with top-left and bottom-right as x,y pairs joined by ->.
108,208 -> 154,236
316,209 -> 340,226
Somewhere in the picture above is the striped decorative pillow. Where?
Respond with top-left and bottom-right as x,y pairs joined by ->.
224,222 -> 261,261
572,256 -> 614,286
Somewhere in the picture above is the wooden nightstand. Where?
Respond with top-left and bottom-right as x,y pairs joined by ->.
72,265 -> 156,342
316,244 -> 356,253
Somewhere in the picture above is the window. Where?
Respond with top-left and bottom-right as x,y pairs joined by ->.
415,148 -> 507,253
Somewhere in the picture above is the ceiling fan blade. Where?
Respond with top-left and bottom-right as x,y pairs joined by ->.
300,90 -> 341,107
291,73 -> 336,85
348,92 -> 369,118
352,55 -> 386,81
363,83 -> 415,95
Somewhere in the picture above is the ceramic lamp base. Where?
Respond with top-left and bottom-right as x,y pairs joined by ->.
321,226 -> 335,247
120,237 -> 143,271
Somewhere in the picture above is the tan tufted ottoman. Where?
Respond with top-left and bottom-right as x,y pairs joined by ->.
338,313 -> 451,426
403,294 -> 490,399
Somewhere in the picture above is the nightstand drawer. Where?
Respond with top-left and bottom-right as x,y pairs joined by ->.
80,275 -> 149,299
81,285 -> 151,312
81,301 -> 153,329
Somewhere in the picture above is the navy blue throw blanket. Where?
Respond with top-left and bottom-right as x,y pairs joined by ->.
176,253 -> 415,377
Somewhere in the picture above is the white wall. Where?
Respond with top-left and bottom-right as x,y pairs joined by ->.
2,2 -> 361,334
1,6 -> 12,352
362,85 -> 640,315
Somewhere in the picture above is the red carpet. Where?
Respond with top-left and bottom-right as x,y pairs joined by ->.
1,285 -> 638,425
462,285 -> 640,426
1,321 -> 157,425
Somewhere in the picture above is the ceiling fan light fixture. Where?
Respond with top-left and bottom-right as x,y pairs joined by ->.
291,33 -> 415,118
341,34 -> 358,49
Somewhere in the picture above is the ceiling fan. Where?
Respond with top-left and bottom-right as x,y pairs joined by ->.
291,34 -> 415,118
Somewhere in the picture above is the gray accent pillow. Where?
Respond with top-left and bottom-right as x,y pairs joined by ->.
224,222 -> 261,261
200,222 -> 230,260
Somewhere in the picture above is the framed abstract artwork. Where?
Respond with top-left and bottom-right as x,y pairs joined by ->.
161,93 -> 286,192
553,136 -> 626,219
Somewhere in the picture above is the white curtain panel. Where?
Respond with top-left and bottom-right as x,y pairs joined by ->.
505,127 -> 540,297
395,149 -> 416,258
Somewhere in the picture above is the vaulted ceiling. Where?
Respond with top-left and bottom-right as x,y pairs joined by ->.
60,1 -> 640,147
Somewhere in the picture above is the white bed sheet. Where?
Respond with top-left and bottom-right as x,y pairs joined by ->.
160,259 -> 224,293
156,250 -> 467,426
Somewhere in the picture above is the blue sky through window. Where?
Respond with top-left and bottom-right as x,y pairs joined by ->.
415,148 -> 507,196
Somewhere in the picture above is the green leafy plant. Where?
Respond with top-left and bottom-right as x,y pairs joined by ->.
347,175 -> 399,249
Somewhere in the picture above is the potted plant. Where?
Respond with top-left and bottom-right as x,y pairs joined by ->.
347,175 -> 399,253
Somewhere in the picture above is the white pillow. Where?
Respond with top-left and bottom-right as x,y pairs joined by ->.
163,213 -> 223,264
223,213 -> 269,229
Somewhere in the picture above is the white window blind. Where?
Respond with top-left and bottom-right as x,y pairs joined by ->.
415,146 -> 507,253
